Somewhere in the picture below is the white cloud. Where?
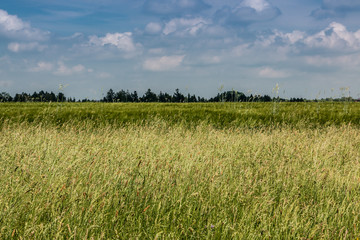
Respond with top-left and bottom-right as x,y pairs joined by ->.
89,32 -> 139,52
143,55 -> 185,71
277,30 -> 306,45
258,22 -> 360,52
163,17 -> 209,36
0,9 -> 49,41
0,9 -> 25,32
29,62 -> 53,72
8,42 -> 48,52
54,62 -> 88,76
304,22 -> 360,50
258,67 -> 289,78
256,30 -> 306,47
145,22 -> 162,34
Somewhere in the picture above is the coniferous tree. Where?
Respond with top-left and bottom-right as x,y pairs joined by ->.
131,91 -> 139,102
141,89 -> 158,102
189,94 -> 197,102
172,89 -> 185,102
57,92 -> 66,102
158,91 -> 166,102
105,89 -> 115,102
114,90 -> 125,102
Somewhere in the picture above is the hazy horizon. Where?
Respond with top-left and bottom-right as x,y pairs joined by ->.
1,0 -> 360,100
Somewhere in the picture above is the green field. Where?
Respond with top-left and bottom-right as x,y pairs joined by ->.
1,102 -> 360,239
1,102 -> 359,128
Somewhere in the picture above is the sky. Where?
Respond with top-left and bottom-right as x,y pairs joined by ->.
1,0 -> 360,100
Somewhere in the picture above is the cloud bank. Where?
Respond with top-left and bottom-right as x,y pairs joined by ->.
260,22 -> 360,52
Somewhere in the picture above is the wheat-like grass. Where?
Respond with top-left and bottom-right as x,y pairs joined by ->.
0,121 -> 359,239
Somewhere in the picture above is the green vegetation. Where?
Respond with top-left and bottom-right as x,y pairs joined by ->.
0,102 -> 360,239
0,102 -> 359,128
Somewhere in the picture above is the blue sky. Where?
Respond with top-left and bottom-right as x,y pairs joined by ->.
1,0 -> 360,99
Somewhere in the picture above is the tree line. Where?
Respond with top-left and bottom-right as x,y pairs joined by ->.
102,88 -> 278,102
2,88 -> 355,103
0,88 -> 273,103
0,91 -> 73,102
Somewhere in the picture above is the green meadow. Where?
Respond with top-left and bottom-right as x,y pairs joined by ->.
1,102 -> 360,239
0,102 -> 359,127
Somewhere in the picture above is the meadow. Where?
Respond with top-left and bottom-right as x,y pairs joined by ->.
0,102 -> 360,239
0,101 -> 359,128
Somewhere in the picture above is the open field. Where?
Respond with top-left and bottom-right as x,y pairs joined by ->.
0,102 -> 360,239
0,102 -> 359,128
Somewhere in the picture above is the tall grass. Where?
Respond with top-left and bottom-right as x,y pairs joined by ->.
1,120 -> 360,239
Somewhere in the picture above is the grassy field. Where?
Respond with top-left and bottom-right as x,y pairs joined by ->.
0,101 -> 359,128
0,102 -> 360,239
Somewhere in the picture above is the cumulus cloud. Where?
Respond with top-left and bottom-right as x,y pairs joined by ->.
258,67 -> 289,78
89,32 -> 140,52
143,55 -> 185,71
258,22 -> 360,52
256,30 -> 306,48
311,0 -> 360,19
0,9 -> 49,41
304,22 -> 360,50
54,62 -> 88,76
28,62 -> 53,72
143,0 -> 210,15
163,17 -> 209,36
215,0 -> 281,25
8,42 -> 48,52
